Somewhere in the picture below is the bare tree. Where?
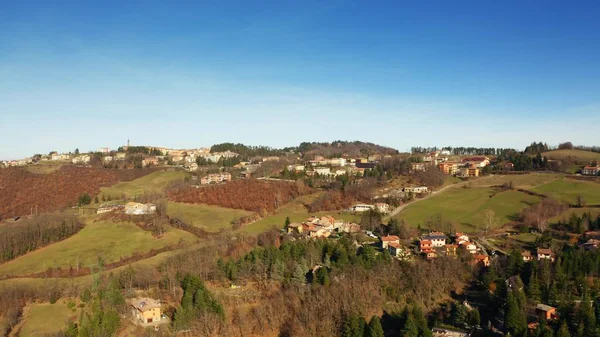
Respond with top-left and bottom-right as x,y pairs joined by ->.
482,209 -> 498,234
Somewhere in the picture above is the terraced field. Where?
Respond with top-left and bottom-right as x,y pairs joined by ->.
0,219 -> 196,277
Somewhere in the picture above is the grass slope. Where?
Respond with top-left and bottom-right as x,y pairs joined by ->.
167,201 -> 254,232
0,219 -> 196,277
395,187 -> 541,232
465,173 -> 563,189
19,301 -> 80,337
99,170 -> 188,199
542,149 -> 600,162
533,178 -> 600,204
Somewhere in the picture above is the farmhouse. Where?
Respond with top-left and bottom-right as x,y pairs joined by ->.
521,250 -> 533,262
130,298 -> 163,324
124,202 -> 157,215
348,204 -> 375,212
537,248 -> 555,262
460,241 -> 477,254
411,163 -> 426,172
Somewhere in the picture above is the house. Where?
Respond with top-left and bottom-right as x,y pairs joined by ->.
309,226 -> 331,238
403,186 -> 428,194
99,147 -> 111,154
185,162 -> 198,171
287,164 -> 305,172
473,254 -> 490,267
388,242 -> 411,260
374,203 -> 390,214
381,235 -> 400,249
536,304 -> 558,321
314,167 -> 332,176
116,152 -> 127,160
522,250 -> 533,262
445,244 -> 458,256
432,328 -> 469,337
348,204 -> 375,212
454,232 -> 469,244
459,241 -> 477,254
459,166 -> 479,178
537,248 -> 555,262
503,162 -> 515,171
124,202 -> 156,215
338,223 -> 361,233
424,250 -> 438,260
422,232 -> 446,247
580,239 -> 600,251
582,166 -> 600,176
96,204 -> 123,214
287,223 -> 303,234
419,239 -> 433,253
461,156 -> 490,167
438,162 -> 460,175
130,298 -> 162,324
142,157 -> 159,167
411,163 -> 426,172
104,156 -> 114,162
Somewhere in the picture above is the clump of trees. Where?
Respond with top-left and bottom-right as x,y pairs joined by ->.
521,198 -> 568,233
173,274 -> 225,331
0,214 -> 84,263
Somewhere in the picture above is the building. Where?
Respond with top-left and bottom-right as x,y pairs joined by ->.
422,232 -> 446,248
200,172 -> 232,184
411,163 -> 426,172
130,298 -> 162,324
583,166 -> 600,176
99,147 -> 111,154
142,157 -> 159,167
473,254 -> 490,267
403,186 -> 428,194
124,202 -> 156,215
460,241 -> 477,254
348,204 -> 375,212
286,222 -> 303,234
287,164 -> 305,172
536,304 -> 558,321
116,152 -> 127,160
459,166 -> 479,178
388,242 -> 411,259
314,167 -> 332,176
185,162 -> 199,171
419,239 -> 433,253
438,162 -> 460,175
374,203 -> 391,214
454,232 -> 469,244
537,248 -> 555,262
381,235 -> 400,249
445,244 -> 458,256
72,155 -> 91,165
461,156 -> 490,167
104,156 -> 114,162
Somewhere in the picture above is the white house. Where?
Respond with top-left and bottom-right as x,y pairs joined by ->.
314,167 -> 331,176
403,186 -> 429,194
381,235 -> 400,249
422,232 -> 446,248
348,204 -> 375,212
124,202 -> 157,215
72,155 -> 91,165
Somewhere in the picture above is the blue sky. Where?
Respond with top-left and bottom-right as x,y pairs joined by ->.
1,0 -> 599,159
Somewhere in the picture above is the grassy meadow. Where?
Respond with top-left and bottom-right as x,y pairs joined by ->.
167,201 -> 255,232
0,219 -> 196,277
18,301 -> 80,337
533,178 -> 600,204
99,170 -> 188,199
394,187 -> 541,232
542,149 -> 600,162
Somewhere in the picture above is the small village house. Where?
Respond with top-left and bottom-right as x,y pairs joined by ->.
522,250 -> 533,262
582,166 -> 600,176
422,231 -> 446,248
130,298 -> 163,324
125,202 -> 156,215
445,244 -> 458,256
473,254 -> 490,267
403,186 -> 428,194
537,248 -> 555,262
381,235 -> 400,249
536,304 -> 558,321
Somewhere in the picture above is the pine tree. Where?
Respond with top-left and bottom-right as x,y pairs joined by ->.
367,316 -> 384,337
505,292 -> 527,337
285,216 -> 291,227
556,321 -> 570,337
292,263 -> 306,284
401,309 -> 419,337
527,272 -> 542,302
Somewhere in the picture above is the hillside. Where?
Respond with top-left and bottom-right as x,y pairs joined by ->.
541,149 -> 600,163
298,140 -> 398,158
0,166 -> 153,218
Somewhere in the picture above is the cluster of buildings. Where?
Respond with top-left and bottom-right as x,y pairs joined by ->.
411,151 -> 491,178
381,235 -> 412,260
200,172 -> 232,185
286,215 -> 361,238
417,232 -> 489,266
96,202 -> 157,215
582,165 -> 600,176
520,248 -> 555,262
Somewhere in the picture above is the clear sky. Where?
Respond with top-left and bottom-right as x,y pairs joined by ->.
1,0 -> 599,159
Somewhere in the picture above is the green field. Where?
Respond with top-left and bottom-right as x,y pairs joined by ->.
0,219 -> 196,277
542,149 -> 600,162
99,170 -> 188,199
395,187 -> 541,232
19,301 -> 79,337
533,178 -> 600,204
167,201 -> 255,232
466,173 -> 564,189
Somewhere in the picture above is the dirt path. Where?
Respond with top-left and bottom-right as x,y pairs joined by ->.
7,303 -> 30,337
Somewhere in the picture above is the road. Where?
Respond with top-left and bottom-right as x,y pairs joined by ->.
383,183 -> 460,221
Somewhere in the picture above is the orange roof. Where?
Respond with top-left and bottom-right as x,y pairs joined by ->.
420,239 -> 432,244
388,242 -> 401,248
382,235 -> 400,242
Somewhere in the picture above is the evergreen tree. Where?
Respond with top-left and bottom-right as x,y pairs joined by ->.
315,267 -> 330,286
527,272 -> 542,302
292,263 -> 306,284
342,313 -> 363,337
270,259 -> 284,281
285,216 -> 291,228
401,309 -> 419,337
505,292 -> 527,336
557,321 -> 570,337
367,316 -> 384,337
467,308 -> 481,327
